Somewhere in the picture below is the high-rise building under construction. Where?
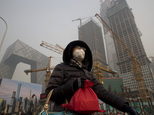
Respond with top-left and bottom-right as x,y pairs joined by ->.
78,19 -> 108,77
100,0 -> 154,98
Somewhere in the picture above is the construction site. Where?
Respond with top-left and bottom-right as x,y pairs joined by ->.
0,0 -> 154,115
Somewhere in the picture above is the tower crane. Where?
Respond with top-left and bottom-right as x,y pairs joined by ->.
95,13 -> 147,100
40,41 -> 63,55
72,16 -> 93,27
24,56 -> 54,88
94,62 -> 117,76
93,62 -> 117,84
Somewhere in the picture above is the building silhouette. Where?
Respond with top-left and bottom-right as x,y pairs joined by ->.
79,19 -> 108,76
100,0 -> 154,98
0,40 -> 48,92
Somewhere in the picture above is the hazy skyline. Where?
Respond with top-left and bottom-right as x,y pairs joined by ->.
0,0 -> 154,74
0,78 -> 42,104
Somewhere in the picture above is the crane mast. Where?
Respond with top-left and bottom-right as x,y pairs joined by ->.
95,13 -> 147,100
24,56 -> 54,88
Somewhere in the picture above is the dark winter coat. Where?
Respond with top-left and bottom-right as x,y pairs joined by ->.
46,40 -> 128,113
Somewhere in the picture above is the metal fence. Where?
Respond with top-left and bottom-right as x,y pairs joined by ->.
95,97 -> 154,115
1,85 -> 154,115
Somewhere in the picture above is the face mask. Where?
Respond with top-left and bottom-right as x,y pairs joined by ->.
73,49 -> 85,61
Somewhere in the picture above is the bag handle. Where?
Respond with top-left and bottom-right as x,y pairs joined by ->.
39,89 -> 75,115
39,89 -> 54,115
43,89 -> 54,111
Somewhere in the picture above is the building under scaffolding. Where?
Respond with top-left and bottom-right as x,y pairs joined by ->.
100,0 -> 154,99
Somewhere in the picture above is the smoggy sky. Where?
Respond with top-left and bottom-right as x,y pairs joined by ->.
0,0 -> 154,82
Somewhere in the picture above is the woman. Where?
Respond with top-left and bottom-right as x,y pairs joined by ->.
46,40 -> 138,115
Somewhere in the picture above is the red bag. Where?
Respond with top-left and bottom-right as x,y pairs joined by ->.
62,80 -> 106,114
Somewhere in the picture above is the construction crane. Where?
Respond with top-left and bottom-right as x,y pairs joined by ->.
72,16 -> 94,26
94,62 -> 117,75
95,13 -> 147,100
40,41 -> 63,55
93,62 -> 117,84
24,56 -> 54,88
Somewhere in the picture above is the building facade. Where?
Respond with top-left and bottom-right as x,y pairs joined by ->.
100,0 -> 154,98
0,40 -> 49,92
78,19 -> 108,77
100,0 -> 119,74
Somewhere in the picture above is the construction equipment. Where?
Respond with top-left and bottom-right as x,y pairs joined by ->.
95,13 -> 147,100
72,16 -> 93,27
94,62 -> 117,76
93,62 -> 117,84
40,41 -> 63,55
24,56 -> 54,88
